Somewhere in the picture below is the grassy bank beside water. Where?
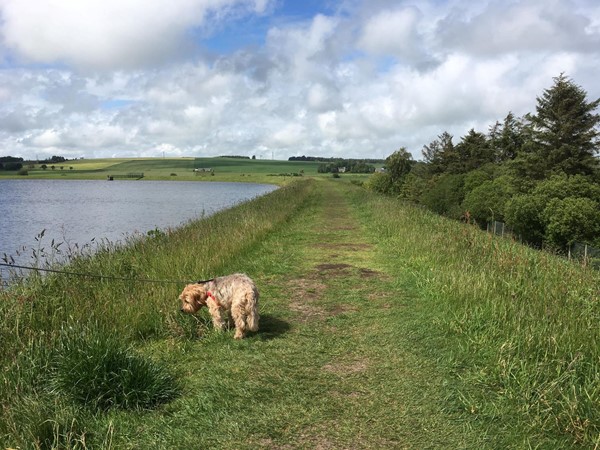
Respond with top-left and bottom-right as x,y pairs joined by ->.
1,179 -> 599,448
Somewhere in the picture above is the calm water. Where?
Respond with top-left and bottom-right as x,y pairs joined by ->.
0,179 -> 276,269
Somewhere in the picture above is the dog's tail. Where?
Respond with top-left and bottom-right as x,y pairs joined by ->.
246,290 -> 259,332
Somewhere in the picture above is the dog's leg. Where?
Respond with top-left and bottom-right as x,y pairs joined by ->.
246,291 -> 259,332
207,300 -> 226,331
231,304 -> 246,339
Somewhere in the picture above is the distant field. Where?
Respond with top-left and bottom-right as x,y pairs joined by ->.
94,157 -> 313,174
0,157 -> 332,183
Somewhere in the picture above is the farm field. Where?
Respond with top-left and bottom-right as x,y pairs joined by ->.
0,157 -> 331,183
1,179 -> 598,448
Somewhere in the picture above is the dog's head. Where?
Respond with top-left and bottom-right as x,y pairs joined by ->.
179,284 -> 208,314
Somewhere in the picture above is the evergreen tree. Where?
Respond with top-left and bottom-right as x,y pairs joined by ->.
498,112 -> 526,161
422,131 -> 454,174
453,129 -> 493,173
529,73 -> 600,176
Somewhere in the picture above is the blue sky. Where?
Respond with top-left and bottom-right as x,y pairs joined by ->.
203,1 -> 338,53
1,0 -> 600,160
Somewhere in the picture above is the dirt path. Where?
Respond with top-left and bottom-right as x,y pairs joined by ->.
282,183 -> 384,324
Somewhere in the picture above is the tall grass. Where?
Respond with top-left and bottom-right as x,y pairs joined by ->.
351,188 -> 600,447
0,179 -> 316,448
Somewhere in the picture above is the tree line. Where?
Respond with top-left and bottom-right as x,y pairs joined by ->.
0,155 -> 71,171
289,156 -> 380,174
369,74 -> 600,251
317,160 -> 375,174
289,155 -> 382,164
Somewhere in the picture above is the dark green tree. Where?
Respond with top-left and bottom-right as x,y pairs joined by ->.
462,175 -> 515,226
421,173 -> 465,219
422,131 -> 455,174
528,73 -> 600,177
490,112 -> 526,162
385,148 -> 413,188
542,197 -> 600,248
399,162 -> 429,203
453,129 -> 493,173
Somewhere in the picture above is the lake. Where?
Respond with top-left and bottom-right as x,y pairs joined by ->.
0,179 -> 276,274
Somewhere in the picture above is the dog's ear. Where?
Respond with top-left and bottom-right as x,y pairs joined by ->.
189,284 -> 208,306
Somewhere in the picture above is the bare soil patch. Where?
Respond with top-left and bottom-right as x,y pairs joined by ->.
322,358 -> 369,376
315,263 -> 353,271
284,277 -> 328,323
316,242 -> 373,251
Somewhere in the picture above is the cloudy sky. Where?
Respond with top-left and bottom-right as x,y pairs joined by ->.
1,0 -> 600,161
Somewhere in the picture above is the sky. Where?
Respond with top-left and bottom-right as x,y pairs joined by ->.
1,0 -> 600,161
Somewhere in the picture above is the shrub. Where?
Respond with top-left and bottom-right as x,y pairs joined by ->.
462,176 -> 514,225
365,172 -> 393,194
420,173 -> 465,219
542,197 -> 600,248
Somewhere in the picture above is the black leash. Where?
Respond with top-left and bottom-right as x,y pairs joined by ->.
0,262 -> 211,285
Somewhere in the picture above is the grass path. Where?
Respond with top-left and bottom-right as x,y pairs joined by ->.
124,180 -> 487,449
250,181 -> 482,448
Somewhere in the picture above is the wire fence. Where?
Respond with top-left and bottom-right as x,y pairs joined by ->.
569,242 -> 600,269
486,220 -> 599,270
487,220 -> 514,238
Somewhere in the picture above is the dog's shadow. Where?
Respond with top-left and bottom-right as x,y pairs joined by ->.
256,314 -> 291,340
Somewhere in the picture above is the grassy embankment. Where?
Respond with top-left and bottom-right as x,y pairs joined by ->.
1,178 -> 599,448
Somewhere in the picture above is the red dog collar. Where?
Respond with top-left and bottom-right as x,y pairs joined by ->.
206,291 -> 221,307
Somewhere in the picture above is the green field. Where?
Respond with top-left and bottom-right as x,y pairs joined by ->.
1,179 -> 598,449
0,157 -> 330,183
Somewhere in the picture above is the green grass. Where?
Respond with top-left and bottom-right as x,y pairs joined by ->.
1,178 -> 599,448
0,157 -> 325,183
351,188 -> 600,448
51,327 -> 180,412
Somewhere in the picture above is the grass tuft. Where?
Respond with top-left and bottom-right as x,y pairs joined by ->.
51,327 -> 180,412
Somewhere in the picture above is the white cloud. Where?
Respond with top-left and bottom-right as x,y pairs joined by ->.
0,0 -> 271,69
1,0 -> 600,161
31,129 -> 61,148
268,123 -> 306,147
437,0 -> 600,55
358,6 -> 426,63
266,14 -> 339,80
